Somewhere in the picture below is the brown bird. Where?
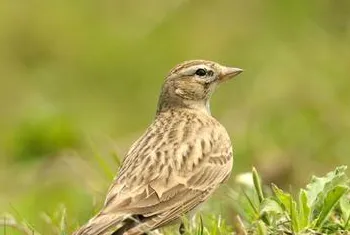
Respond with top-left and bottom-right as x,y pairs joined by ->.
73,60 -> 243,235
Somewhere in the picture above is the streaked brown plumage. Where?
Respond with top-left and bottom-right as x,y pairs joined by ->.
73,60 -> 243,235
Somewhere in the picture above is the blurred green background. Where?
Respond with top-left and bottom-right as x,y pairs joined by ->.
1,0 -> 350,233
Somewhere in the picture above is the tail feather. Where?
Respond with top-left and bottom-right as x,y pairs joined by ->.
120,216 -> 162,235
111,215 -> 147,235
73,213 -> 126,235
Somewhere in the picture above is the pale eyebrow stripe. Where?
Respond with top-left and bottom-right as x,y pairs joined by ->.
170,60 -> 208,74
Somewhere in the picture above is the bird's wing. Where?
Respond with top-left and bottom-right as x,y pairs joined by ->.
123,188 -> 215,235
102,116 -> 233,220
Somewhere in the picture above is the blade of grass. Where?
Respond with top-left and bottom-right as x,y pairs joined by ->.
10,204 -> 41,235
87,139 -> 115,179
59,206 -> 67,235
252,167 -> 264,203
197,215 -> 204,235
241,187 -> 259,216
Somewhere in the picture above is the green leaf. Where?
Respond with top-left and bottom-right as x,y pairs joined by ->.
252,167 -> 264,203
315,185 -> 349,228
289,194 -> 300,232
257,220 -> 268,235
271,184 -> 299,232
298,189 -> 311,229
340,193 -> 350,229
305,166 -> 348,212
271,184 -> 291,212
260,198 -> 283,217
259,198 -> 284,226
242,187 -> 259,216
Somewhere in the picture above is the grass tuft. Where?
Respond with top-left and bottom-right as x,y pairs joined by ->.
1,166 -> 348,234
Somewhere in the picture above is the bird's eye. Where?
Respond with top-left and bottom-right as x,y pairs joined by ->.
195,68 -> 207,76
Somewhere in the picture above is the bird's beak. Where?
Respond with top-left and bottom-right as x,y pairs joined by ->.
218,66 -> 243,82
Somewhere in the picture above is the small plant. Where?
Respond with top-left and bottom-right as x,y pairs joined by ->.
232,166 -> 350,234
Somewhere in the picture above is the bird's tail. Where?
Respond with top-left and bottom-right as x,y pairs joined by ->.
73,212 -> 127,235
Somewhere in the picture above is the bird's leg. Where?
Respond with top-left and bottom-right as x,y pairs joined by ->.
179,222 -> 185,235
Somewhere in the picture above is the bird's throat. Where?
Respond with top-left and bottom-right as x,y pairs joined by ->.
157,97 -> 211,116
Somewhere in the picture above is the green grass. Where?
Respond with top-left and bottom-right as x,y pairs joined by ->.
1,165 -> 349,234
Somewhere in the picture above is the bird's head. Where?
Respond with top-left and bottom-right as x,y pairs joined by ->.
157,60 -> 243,114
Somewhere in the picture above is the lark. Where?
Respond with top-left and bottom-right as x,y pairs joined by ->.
74,60 -> 243,235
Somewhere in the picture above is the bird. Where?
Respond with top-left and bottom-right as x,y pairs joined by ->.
73,60 -> 243,235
